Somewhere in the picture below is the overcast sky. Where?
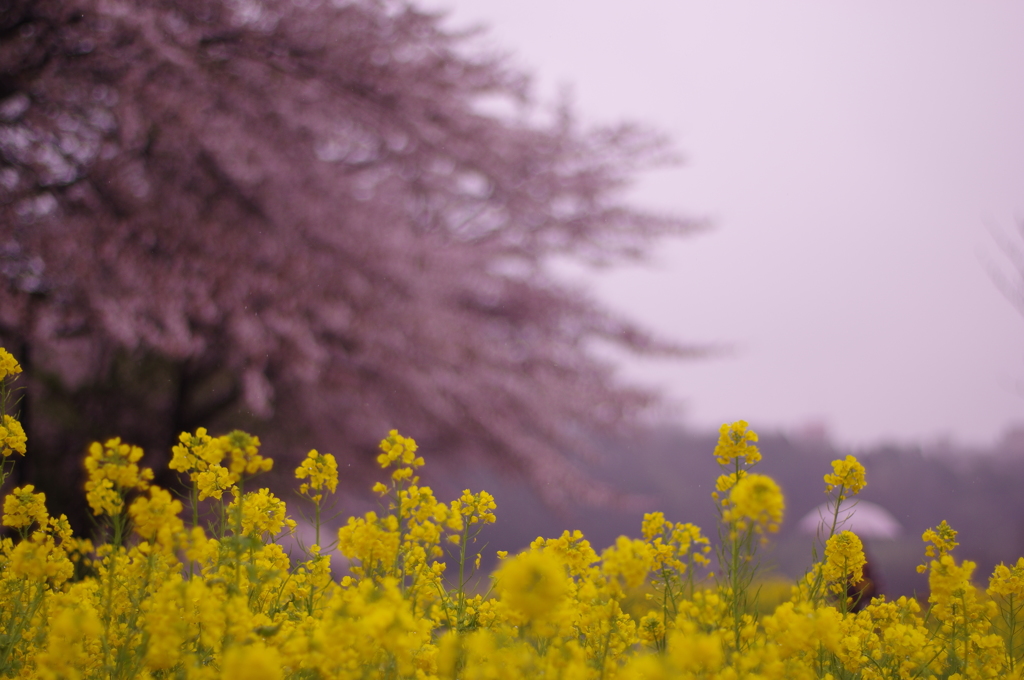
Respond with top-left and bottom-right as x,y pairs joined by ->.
423,1 -> 1024,450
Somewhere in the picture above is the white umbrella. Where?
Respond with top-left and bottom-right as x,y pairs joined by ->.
798,501 -> 902,539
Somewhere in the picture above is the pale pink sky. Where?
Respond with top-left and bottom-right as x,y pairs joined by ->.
424,1 -> 1024,449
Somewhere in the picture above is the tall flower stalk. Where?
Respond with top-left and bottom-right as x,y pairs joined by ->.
710,421 -> 784,656
0,348 -> 27,490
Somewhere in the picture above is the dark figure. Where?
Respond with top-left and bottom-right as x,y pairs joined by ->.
849,554 -> 882,612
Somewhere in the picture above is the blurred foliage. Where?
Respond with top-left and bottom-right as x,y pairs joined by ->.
0,0 -> 702,530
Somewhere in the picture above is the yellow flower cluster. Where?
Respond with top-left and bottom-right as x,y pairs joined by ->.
823,454 -> 867,499
0,425 -> 1017,679
723,472 -> 784,534
2,484 -> 48,530
228,488 -> 297,540
295,448 -> 339,501
220,429 -> 273,480
713,419 -> 761,466
169,426 -> 216,475
822,530 -> 866,594
642,512 -> 712,573
1,346 -> 1024,680
376,428 -> 424,482
988,556 -> 1024,599
84,438 -> 154,516
918,518 -> 959,573
0,414 -> 27,457
0,347 -> 21,380
494,551 -> 567,620
0,354 -> 25,490
530,529 -> 599,576
452,488 -> 497,526
129,487 -> 184,544
171,428 -> 274,503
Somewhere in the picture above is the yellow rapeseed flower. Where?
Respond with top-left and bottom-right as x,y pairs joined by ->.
918,520 -> 959,573
83,438 -> 153,516
220,642 -> 283,680
218,430 -> 272,481
9,532 -> 74,583
988,557 -> 1024,599
666,626 -> 726,675
927,553 -> 978,622
0,415 -> 27,457
230,488 -> 296,539
84,478 -> 121,517
452,489 -> 497,525
33,599 -> 103,678
295,448 -> 339,501
377,429 -> 422,467
530,530 -> 599,576
376,430 -> 425,483
2,484 -> 48,529
714,469 -> 747,496
822,530 -> 866,594
723,472 -> 784,533
196,464 -> 234,501
337,511 -> 401,578
645,520 -> 713,572
128,486 -> 184,545
0,347 -> 22,380
824,455 -> 866,499
495,551 -> 567,620
641,512 -> 668,541
6,419 -> 1024,680
168,427 -> 215,475
713,420 -> 761,466
602,536 -> 655,589
142,581 -> 186,670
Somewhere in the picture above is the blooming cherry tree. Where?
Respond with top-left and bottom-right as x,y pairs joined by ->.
0,0 -> 701,526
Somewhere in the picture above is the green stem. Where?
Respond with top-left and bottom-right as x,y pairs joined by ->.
826,484 -> 847,540
101,549 -> 118,677
1012,596 -> 1019,671
456,522 -> 470,629
188,481 -> 199,579
659,573 -> 677,653
0,581 -> 44,674
314,498 -> 322,548
729,457 -> 744,654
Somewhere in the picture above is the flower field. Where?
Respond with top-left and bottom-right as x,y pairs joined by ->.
0,346 -> 1022,679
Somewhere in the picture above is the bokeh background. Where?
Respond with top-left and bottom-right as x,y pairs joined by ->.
418,0 -> 1024,597
423,0 -> 1024,451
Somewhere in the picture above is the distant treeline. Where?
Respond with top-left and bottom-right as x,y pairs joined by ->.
418,425 -> 1024,598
